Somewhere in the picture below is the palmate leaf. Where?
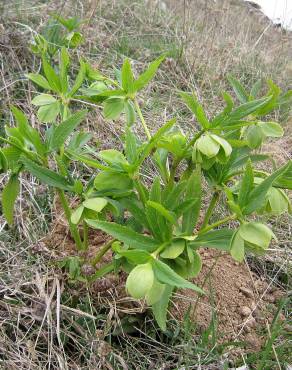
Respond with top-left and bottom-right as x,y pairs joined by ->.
180,92 -> 210,129
121,58 -> 134,93
273,161 -> 292,190
26,73 -> 51,90
86,219 -> 159,252
238,160 -> 254,209
227,75 -> 249,103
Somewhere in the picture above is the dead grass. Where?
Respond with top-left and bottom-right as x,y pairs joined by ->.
0,0 -> 291,368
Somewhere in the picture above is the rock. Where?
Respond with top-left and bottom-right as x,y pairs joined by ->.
239,287 -> 254,298
239,306 -> 252,317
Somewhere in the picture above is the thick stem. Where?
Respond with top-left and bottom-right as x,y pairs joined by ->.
134,99 -> 151,140
57,189 -> 84,250
201,191 -> 220,229
91,239 -> 115,266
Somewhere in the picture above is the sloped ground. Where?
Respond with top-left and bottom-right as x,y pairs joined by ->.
0,0 -> 291,369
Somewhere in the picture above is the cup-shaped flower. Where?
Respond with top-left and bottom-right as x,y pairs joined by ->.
126,263 -> 154,299
230,222 -> 276,262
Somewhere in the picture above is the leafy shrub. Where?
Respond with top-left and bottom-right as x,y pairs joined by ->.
1,26 -> 291,330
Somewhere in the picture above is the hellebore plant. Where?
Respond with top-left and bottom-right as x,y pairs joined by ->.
1,39 -> 291,330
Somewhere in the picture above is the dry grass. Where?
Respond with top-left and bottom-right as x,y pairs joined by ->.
0,0 -> 291,368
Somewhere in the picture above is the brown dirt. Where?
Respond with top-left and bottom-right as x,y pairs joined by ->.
39,204 -> 285,351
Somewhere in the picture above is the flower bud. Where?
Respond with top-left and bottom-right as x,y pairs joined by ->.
126,263 -> 154,299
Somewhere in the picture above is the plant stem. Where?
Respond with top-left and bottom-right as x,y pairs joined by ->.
57,189 -> 84,251
201,191 -> 220,229
91,239 -> 115,266
198,213 -> 236,235
134,99 -> 151,140
83,220 -> 89,250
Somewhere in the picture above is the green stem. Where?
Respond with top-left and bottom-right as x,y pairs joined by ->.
198,214 -> 236,235
91,239 -> 115,266
134,99 -> 151,140
57,189 -> 84,251
83,221 -> 89,250
201,191 -> 220,229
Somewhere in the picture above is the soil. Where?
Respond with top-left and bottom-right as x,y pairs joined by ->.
38,206 -> 285,353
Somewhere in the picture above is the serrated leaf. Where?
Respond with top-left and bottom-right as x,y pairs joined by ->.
49,110 -> 87,151
26,73 -> 51,90
2,175 -> 20,225
71,205 -> 84,224
230,230 -> 245,262
180,92 -> 210,129
121,59 -> 134,93
243,161 -> 290,214
20,156 -> 72,190
152,284 -> 173,331
153,259 -> 204,294
32,94 -> 57,106
132,55 -> 165,91
42,57 -> 62,92
227,75 -> 249,103
182,167 -> 201,234
37,102 -> 60,123
147,200 -> 177,224
258,121 -> 284,138
190,229 -> 234,251
86,220 -> 159,251
83,197 -> 107,212
238,160 -> 254,208
103,97 -> 125,120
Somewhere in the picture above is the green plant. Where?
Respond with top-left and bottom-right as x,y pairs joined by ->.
1,44 -> 291,331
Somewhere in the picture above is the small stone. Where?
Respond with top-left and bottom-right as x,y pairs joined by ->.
239,287 -> 254,298
239,306 -> 252,316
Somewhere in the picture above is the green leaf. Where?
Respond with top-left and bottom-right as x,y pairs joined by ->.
125,127 -> 138,164
26,73 -> 51,90
69,59 -> 86,96
71,205 -> 84,224
239,222 -> 275,249
83,197 -> 107,212
121,59 -> 134,93
190,229 -> 234,251
230,231 -> 245,262
124,101 -> 136,126
94,171 -> 133,191
98,149 -> 127,166
20,156 -> 72,190
146,280 -> 166,305
49,110 -> 87,151
60,47 -> 70,93
161,239 -> 185,259
114,248 -> 152,264
11,106 -> 45,156
42,57 -> 61,92
153,259 -> 205,294
132,55 -> 165,91
180,92 -> 209,129
86,220 -> 159,251
246,125 -> 264,149
221,96 -> 272,126
120,198 -> 148,228
273,161 -> 292,190
103,97 -> 125,120
238,160 -> 254,208
31,94 -> 57,106
147,200 -> 177,224
2,175 -> 20,225
37,102 -> 60,123
152,284 -> 173,331
182,167 -> 201,234
258,121 -> 284,138
243,161 -> 290,214
227,75 -> 249,103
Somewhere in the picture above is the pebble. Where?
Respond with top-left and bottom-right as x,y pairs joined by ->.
239,306 -> 252,316
239,287 -> 254,298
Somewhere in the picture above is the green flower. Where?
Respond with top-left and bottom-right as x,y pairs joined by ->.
193,133 -> 232,168
230,222 -> 276,262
